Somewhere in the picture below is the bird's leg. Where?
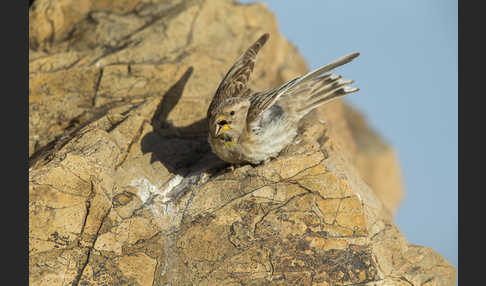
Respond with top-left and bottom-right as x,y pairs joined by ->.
263,157 -> 273,164
250,157 -> 274,168
263,156 -> 279,164
227,164 -> 241,172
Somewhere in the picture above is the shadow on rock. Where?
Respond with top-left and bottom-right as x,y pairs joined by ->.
141,66 -> 226,176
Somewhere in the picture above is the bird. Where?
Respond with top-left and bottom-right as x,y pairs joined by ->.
207,33 -> 360,165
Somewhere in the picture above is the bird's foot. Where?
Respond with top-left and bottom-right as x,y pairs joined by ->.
226,164 -> 242,172
249,157 -> 276,168
263,156 -> 278,164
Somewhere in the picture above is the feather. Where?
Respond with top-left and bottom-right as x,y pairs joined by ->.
247,52 -> 360,125
211,34 -> 269,101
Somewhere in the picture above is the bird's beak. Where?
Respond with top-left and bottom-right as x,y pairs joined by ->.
215,123 -> 230,137
215,124 -> 222,137
215,116 -> 230,137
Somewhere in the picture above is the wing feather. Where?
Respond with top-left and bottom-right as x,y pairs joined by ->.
212,34 -> 269,99
246,52 -> 360,125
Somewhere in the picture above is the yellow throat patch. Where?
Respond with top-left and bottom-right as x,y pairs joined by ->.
221,124 -> 230,133
223,140 -> 236,147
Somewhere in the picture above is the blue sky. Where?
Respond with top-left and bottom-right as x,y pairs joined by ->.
240,0 -> 458,275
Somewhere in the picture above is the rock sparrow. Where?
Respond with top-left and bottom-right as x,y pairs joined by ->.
207,33 -> 359,165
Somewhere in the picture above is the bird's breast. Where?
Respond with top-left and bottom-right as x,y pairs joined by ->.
239,117 -> 297,163
208,116 -> 298,164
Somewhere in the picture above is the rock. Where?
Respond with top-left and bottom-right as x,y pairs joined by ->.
29,0 -> 455,285
342,104 -> 405,214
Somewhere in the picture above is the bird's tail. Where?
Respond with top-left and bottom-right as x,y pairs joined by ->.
280,52 -> 360,117
296,72 -> 359,115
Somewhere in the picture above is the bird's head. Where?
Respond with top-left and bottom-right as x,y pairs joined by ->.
208,98 -> 250,145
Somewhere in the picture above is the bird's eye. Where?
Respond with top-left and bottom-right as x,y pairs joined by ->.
218,120 -> 228,126
230,111 -> 235,116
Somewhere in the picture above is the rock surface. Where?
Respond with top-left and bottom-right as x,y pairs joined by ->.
29,0 -> 455,285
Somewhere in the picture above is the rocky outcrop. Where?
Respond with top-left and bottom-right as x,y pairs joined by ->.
29,0 -> 455,285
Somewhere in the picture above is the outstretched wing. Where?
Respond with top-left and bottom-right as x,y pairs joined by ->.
246,52 -> 360,124
210,33 -> 269,106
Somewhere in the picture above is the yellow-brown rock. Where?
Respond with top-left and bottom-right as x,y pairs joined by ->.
29,0 -> 455,285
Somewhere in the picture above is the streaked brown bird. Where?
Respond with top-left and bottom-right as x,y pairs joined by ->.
207,33 -> 360,165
